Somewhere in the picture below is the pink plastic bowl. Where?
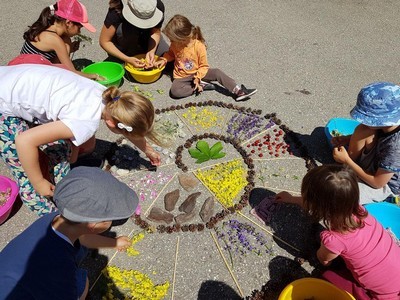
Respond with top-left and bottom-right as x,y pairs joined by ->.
0,176 -> 19,225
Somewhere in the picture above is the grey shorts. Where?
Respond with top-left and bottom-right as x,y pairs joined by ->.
358,181 -> 395,205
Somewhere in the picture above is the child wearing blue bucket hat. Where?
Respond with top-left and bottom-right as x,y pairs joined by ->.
333,82 -> 400,204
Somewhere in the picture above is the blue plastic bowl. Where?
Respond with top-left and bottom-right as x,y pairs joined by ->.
365,202 -> 400,238
325,118 -> 360,148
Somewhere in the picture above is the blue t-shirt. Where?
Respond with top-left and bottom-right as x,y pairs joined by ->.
0,212 -> 82,300
376,127 -> 400,194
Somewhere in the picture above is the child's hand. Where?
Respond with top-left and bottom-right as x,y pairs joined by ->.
145,150 -> 161,166
115,236 -> 131,252
193,78 -> 203,94
333,146 -> 349,164
70,40 -> 80,53
154,58 -> 167,69
34,178 -> 55,197
331,135 -> 351,147
275,191 -> 293,203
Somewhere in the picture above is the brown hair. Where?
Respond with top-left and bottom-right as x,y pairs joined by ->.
102,86 -> 159,144
23,3 -> 66,41
108,0 -> 122,13
163,15 -> 205,45
301,164 -> 367,232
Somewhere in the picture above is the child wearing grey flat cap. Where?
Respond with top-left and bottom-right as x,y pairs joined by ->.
0,166 -> 139,300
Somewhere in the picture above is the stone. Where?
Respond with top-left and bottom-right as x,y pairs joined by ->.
116,168 -> 130,176
147,207 -> 174,224
199,197 -> 215,223
174,210 -> 196,225
164,189 -> 180,211
179,192 -> 201,214
178,174 -> 199,191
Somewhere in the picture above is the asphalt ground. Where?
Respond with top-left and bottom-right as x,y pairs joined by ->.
1,1 -> 400,299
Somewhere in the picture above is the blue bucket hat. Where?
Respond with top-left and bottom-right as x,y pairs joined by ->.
350,82 -> 400,127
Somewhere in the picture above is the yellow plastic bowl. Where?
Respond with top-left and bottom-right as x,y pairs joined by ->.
278,278 -> 355,300
124,54 -> 165,84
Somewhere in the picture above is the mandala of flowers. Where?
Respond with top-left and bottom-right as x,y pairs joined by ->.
91,100 -> 317,299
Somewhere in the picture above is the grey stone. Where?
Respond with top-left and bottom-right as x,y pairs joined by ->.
179,192 -> 201,214
164,189 -> 180,211
147,207 -> 174,224
199,197 -> 215,223
178,174 -> 199,191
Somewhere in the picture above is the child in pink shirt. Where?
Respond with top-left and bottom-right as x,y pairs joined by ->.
276,164 -> 400,299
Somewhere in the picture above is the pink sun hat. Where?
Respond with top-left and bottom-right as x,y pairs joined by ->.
55,0 -> 96,32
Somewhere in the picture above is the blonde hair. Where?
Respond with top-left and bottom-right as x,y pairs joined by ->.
163,14 -> 205,44
102,86 -> 159,144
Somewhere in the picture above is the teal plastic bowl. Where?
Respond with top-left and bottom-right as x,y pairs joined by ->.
365,202 -> 400,238
325,118 -> 360,148
82,62 -> 124,87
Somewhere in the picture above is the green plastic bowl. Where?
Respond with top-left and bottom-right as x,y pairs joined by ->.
82,62 -> 124,87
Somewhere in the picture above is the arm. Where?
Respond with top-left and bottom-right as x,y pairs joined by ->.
80,234 -> 131,252
317,243 -> 339,266
275,191 -> 304,208
145,27 -> 162,67
46,33 -> 99,80
99,24 -> 145,68
154,46 -> 174,69
193,42 -> 209,91
333,146 -> 394,188
346,124 -> 376,161
15,121 -> 75,196
125,135 -> 161,166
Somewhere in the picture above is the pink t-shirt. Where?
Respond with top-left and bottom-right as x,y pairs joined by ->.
321,209 -> 400,298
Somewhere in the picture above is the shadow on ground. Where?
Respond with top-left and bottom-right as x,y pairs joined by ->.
249,188 -> 323,265
289,126 -> 335,165
197,280 -> 242,300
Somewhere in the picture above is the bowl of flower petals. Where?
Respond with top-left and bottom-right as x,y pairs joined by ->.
82,61 -> 125,87
0,175 -> 19,225
124,54 -> 165,84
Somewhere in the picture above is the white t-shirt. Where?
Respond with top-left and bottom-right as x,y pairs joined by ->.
0,64 -> 107,146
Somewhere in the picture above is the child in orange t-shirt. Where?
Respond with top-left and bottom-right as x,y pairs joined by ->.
155,14 -> 257,101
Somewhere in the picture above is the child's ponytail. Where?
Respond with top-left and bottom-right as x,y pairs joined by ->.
23,3 -> 67,42
193,26 -> 205,44
102,87 -> 161,145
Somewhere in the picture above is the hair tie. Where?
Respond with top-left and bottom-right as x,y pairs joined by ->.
49,4 -> 55,16
117,122 -> 133,132
113,96 -> 120,101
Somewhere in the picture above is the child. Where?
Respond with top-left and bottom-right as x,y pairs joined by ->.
155,14 -> 257,101
332,82 -> 400,204
99,0 -> 167,69
276,165 -> 400,299
0,166 -> 138,300
17,0 -> 99,80
0,64 -> 160,216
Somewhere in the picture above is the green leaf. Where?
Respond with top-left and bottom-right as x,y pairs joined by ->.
209,141 -> 223,157
196,156 -> 210,164
211,152 -> 226,159
188,148 -> 203,158
196,140 -> 210,156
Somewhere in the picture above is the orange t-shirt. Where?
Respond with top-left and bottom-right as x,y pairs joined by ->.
163,39 -> 209,80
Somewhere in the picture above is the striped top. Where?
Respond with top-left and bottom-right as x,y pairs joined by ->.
20,40 -> 57,62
